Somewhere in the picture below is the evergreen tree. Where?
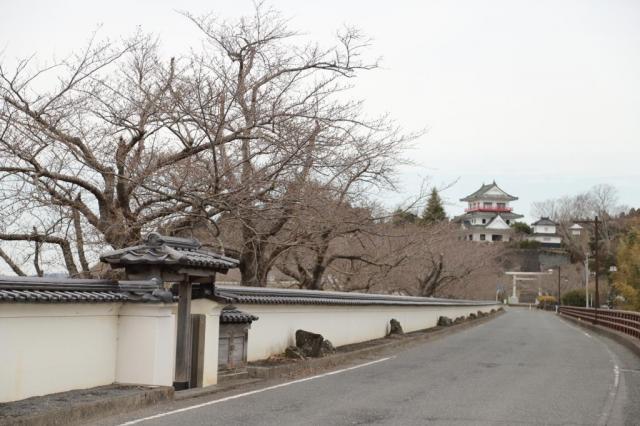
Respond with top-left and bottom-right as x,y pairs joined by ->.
421,188 -> 446,225
511,221 -> 532,235
392,208 -> 418,226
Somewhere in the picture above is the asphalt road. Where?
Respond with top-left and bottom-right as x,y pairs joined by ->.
103,308 -> 640,426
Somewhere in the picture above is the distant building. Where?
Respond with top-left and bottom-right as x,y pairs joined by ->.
528,217 -> 562,248
569,223 -> 583,236
453,181 -> 523,242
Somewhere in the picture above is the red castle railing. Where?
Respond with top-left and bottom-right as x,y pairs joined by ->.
464,207 -> 513,213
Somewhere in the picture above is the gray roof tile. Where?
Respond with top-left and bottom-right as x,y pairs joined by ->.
0,289 -> 129,303
220,306 -> 258,324
100,232 -> 239,271
460,182 -> 518,202
213,285 -> 496,307
532,217 -> 558,226
0,276 -> 171,303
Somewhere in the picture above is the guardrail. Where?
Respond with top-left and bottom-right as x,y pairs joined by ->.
559,306 -> 640,339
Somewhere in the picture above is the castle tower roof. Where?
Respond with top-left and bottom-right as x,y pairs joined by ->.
460,181 -> 518,202
531,217 -> 557,226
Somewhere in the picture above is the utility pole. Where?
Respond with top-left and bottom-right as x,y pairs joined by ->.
557,266 -> 561,306
594,216 -> 599,324
573,216 -> 600,324
584,253 -> 589,308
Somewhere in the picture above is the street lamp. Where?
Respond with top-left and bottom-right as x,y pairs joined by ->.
548,267 -> 563,312
573,216 -> 601,324
608,266 -> 618,308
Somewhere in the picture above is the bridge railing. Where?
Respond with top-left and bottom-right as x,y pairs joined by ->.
559,306 -> 640,339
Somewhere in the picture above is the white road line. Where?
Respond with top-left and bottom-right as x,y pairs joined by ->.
118,356 -> 395,425
597,356 -> 622,426
558,315 -> 621,426
597,364 -> 621,426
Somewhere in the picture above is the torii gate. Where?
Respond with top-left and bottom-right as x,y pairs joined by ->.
504,271 -> 553,304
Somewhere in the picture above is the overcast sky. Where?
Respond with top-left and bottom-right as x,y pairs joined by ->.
1,0 -> 639,221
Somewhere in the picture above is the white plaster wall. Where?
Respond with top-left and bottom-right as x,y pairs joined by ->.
0,303 -> 121,403
116,304 -> 176,387
191,299 -> 222,386
235,303 -> 501,362
471,232 -> 510,242
1,298 -> 500,402
533,225 -> 557,234
531,235 -> 562,244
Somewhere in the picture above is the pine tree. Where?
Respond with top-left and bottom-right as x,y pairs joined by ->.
421,188 -> 446,225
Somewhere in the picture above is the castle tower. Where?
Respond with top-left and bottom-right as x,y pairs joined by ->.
528,217 -> 562,247
453,181 -> 523,242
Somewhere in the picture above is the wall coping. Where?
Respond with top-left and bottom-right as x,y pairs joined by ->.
213,284 -> 498,307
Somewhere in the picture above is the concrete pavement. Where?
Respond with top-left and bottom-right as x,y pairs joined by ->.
97,308 -> 640,425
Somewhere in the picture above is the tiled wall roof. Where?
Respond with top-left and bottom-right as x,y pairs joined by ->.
220,306 -> 258,324
0,289 -> 128,303
0,276 -> 170,304
213,285 -> 496,307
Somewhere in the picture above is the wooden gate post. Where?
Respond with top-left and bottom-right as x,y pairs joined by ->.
190,314 -> 206,388
174,278 -> 193,390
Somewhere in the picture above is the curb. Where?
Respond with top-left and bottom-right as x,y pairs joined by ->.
174,378 -> 263,401
558,313 -> 640,358
247,310 -> 505,380
1,386 -> 173,426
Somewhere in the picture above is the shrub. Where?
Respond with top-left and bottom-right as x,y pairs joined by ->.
536,295 -> 557,310
562,289 -> 586,307
537,295 -> 557,304
517,240 -> 541,249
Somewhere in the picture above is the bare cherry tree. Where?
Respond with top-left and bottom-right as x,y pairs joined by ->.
180,5 -> 411,286
0,35 -> 182,275
0,5 -> 410,278
531,184 -> 624,262
273,187 -> 406,291
382,222 -> 504,298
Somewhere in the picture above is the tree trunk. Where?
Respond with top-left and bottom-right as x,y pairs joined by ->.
239,244 -> 260,286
